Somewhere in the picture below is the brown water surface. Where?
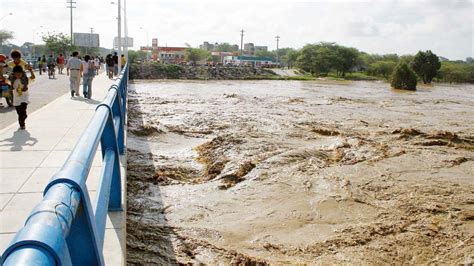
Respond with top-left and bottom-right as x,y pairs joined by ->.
126,80 -> 474,265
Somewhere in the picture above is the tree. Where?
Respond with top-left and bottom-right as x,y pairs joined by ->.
282,49 -> 299,69
42,32 -> 75,56
296,43 -> 335,75
255,50 -> 275,58
0,30 -> 14,46
333,46 -> 359,76
184,48 -> 209,64
369,61 -> 397,80
411,50 -> 441,84
128,50 -> 148,64
391,62 -> 417,90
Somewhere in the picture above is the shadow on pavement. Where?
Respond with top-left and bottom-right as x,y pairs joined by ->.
0,129 -> 38,151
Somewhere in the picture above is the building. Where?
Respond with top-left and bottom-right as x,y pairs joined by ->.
140,46 -> 187,63
200,41 -> 217,51
243,43 -> 255,55
223,55 -> 276,67
255,46 -> 268,53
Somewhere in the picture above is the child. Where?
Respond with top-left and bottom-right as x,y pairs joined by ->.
9,65 -> 35,129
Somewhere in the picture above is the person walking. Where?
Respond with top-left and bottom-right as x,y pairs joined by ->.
66,51 -> 82,97
37,57 -> 43,75
57,54 -> 65,74
81,55 -> 95,99
46,55 -> 56,79
121,54 -> 126,67
9,65 -> 35,129
112,52 -> 118,76
106,54 -> 114,79
94,56 -> 100,75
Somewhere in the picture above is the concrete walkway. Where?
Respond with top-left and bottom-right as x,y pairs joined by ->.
0,73 -> 125,265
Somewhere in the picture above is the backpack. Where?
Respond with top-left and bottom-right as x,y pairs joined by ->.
84,61 -> 95,77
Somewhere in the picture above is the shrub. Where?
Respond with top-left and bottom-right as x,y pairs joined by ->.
390,63 -> 417,90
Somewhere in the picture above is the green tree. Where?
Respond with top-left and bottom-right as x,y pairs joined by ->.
128,50 -> 148,64
0,30 -> 14,46
296,43 -> 334,75
438,61 -> 474,83
255,50 -> 276,58
282,49 -> 299,69
333,46 -> 359,76
411,50 -> 441,84
42,32 -> 75,56
184,48 -> 210,64
369,61 -> 397,80
391,62 -> 417,90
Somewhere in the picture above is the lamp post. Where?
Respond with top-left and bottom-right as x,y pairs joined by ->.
139,27 -> 149,47
111,1 -> 128,61
0,12 -> 13,22
32,26 -> 44,58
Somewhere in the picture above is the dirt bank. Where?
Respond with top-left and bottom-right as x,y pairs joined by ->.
127,80 -> 474,264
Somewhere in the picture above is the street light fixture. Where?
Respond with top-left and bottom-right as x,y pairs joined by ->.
139,27 -> 149,47
0,12 -> 13,22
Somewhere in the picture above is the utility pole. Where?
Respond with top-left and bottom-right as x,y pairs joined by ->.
275,35 -> 280,65
240,29 -> 245,65
87,27 -> 93,55
124,0 -> 128,61
67,0 -> 76,46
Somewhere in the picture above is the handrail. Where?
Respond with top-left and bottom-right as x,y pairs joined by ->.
0,64 -> 129,265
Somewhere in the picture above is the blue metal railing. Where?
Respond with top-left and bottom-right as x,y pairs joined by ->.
1,64 -> 129,265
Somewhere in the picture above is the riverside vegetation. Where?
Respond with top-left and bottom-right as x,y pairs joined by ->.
128,42 -> 474,85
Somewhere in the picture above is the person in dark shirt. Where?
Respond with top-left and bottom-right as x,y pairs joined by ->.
112,52 -> 118,76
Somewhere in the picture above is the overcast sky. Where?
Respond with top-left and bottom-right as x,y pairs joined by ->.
1,0 -> 473,60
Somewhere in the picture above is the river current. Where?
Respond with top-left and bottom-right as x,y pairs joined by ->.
126,80 -> 474,264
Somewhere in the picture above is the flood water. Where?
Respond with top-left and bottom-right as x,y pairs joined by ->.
126,80 -> 474,264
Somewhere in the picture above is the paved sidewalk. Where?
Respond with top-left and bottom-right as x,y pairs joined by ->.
0,73 -> 125,265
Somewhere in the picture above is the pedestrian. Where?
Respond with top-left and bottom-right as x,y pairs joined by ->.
121,54 -> 126,67
66,51 -> 82,97
112,52 -> 118,76
94,56 -> 100,75
57,53 -> 65,74
7,50 -> 28,70
9,65 -> 35,129
40,55 -> 47,74
106,54 -> 114,79
81,55 -> 95,99
47,55 -> 56,79
37,57 -> 43,75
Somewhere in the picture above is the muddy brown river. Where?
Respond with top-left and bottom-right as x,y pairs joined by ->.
126,80 -> 474,265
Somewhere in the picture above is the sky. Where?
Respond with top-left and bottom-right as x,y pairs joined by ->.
1,0 -> 473,60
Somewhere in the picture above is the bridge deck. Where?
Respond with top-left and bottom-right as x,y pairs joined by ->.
0,73 -> 125,265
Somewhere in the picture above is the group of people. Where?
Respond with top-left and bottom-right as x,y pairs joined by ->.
37,54 -> 103,78
66,51 -> 101,99
0,49 -> 126,130
105,52 -> 126,79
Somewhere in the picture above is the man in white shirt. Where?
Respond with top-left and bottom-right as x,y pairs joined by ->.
66,51 -> 82,97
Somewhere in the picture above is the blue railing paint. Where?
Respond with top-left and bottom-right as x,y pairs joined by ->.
1,64 -> 129,266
